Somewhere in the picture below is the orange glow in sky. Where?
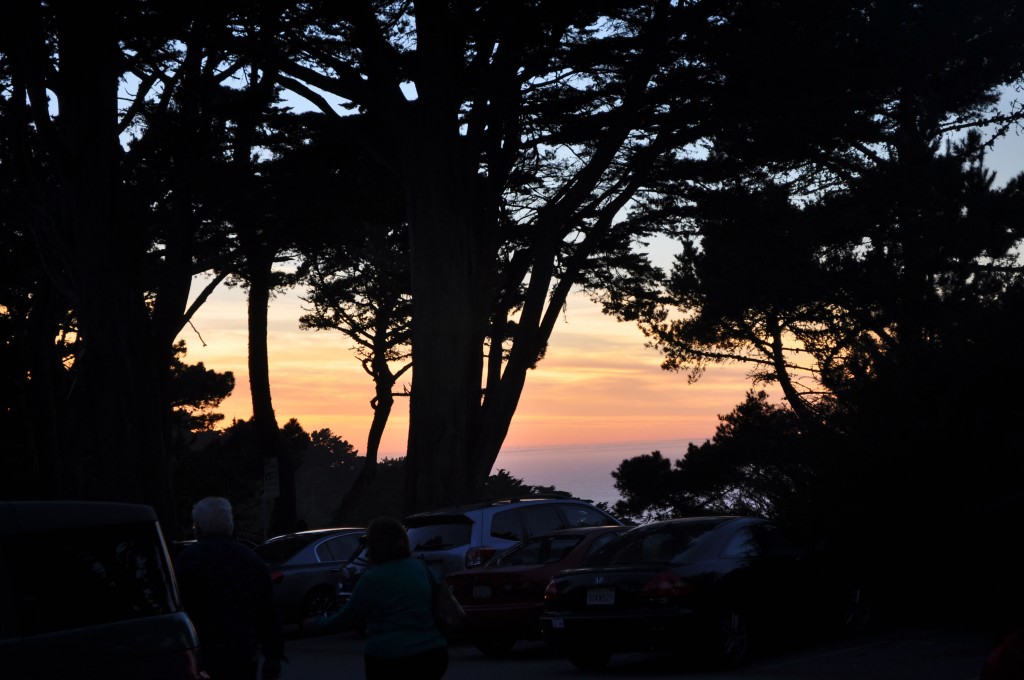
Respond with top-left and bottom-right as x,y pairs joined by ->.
178,284 -> 755,459
177,89 -> 1024,467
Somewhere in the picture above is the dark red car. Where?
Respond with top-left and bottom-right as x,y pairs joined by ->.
444,525 -> 628,656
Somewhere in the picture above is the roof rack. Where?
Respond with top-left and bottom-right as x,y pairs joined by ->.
407,492 -> 583,517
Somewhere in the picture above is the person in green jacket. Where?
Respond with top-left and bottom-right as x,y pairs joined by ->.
308,516 -> 448,679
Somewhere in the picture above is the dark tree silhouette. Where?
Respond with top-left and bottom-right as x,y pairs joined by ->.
2,4 -> 285,530
4,3 -> 174,518
301,225 -> 413,524
263,2 -> 706,512
616,2 -> 1024,427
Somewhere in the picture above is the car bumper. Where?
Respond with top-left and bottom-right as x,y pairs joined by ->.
541,608 -> 703,652
462,602 -> 544,636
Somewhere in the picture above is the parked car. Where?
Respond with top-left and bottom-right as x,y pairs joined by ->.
253,527 -> 365,624
336,496 -> 625,606
445,524 -> 628,656
540,515 -> 871,671
0,500 -> 204,680
406,496 -> 625,578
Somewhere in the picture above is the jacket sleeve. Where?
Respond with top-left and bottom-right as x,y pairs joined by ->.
315,575 -> 372,632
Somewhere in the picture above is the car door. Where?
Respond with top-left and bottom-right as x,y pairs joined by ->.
745,522 -> 817,631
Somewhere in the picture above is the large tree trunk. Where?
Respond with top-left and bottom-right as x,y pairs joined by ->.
51,5 -> 177,525
401,162 -> 492,513
26,283 -> 69,498
396,6 -> 500,514
245,244 -> 294,535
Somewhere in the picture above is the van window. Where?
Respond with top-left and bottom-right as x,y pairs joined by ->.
518,505 -> 564,539
491,505 -> 562,542
408,522 -> 472,551
4,521 -> 177,636
558,503 -> 616,528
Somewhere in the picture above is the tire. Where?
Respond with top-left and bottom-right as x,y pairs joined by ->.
475,635 -> 517,657
567,646 -> 611,671
707,609 -> 750,668
303,587 -> 336,619
838,585 -> 871,634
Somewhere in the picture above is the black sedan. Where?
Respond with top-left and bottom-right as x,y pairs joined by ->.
253,527 -> 365,625
540,515 -> 869,670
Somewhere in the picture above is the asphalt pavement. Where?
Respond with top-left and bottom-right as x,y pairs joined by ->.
277,624 -> 995,680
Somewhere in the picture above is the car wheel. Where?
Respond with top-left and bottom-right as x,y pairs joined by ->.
303,587 -> 336,619
475,635 -> 517,657
708,609 -> 750,668
838,585 -> 871,633
567,646 -> 611,671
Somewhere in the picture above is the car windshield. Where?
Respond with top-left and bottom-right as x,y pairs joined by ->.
584,521 -> 719,566
490,534 -> 584,567
407,523 -> 472,551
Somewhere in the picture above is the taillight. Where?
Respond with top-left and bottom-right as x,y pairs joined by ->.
543,578 -> 559,602
270,570 -> 284,585
183,648 -> 208,680
465,546 -> 497,568
641,571 -> 691,600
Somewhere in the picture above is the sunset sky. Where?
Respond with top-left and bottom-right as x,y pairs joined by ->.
177,94 -> 1023,469
179,261 -> 756,459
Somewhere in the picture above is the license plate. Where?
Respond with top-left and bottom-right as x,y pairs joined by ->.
472,585 -> 491,599
550,617 -> 565,629
586,587 -> 615,605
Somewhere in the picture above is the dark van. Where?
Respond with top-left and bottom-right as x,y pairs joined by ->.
0,501 -> 203,679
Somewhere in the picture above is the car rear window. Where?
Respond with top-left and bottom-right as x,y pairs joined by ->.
585,522 -> 718,566
3,521 -> 177,636
491,534 -> 583,567
408,523 -> 472,551
253,535 -> 314,563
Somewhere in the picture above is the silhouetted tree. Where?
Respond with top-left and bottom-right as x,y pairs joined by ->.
611,391 -> 812,523
617,2 -> 1024,427
4,3 -> 178,518
264,1 -> 705,512
1,4 -> 294,530
302,226 -> 414,524
167,341 -> 235,442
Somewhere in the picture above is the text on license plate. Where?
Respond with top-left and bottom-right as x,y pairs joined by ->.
472,585 -> 491,599
586,587 -> 615,605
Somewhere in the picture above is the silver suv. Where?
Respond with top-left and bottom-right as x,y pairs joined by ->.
405,496 -> 624,578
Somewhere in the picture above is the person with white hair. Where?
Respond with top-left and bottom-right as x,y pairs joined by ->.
175,497 -> 285,680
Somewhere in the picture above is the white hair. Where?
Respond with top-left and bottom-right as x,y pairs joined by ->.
192,496 -> 234,537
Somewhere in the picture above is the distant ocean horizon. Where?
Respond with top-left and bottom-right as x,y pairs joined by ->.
493,438 -> 703,508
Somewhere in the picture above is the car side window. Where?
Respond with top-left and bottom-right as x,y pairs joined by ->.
584,531 -> 621,558
518,505 -> 564,539
559,504 -> 615,528
546,536 -> 582,562
490,508 -> 525,541
317,535 -> 360,562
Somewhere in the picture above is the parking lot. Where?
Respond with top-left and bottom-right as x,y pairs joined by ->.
278,624 -> 994,680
